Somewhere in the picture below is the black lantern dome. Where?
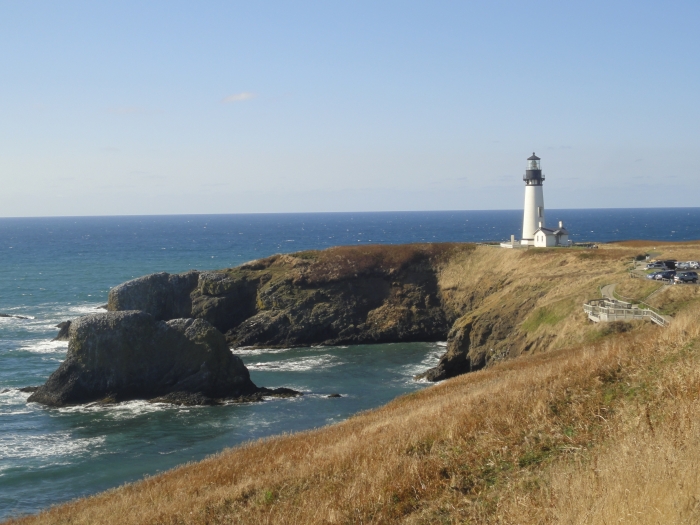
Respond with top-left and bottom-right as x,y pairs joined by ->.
524,152 -> 544,185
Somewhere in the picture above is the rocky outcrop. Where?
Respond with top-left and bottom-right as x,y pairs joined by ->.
28,311 -> 261,407
234,280 -> 446,347
417,298 -> 534,381
416,315 -> 484,381
0,313 -> 30,319
107,271 -> 200,321
53,321 -> 72,341
191,272 -> 261,334
105,247 -> 463,349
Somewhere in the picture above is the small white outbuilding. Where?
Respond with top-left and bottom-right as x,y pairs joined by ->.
533,221 -> 569,248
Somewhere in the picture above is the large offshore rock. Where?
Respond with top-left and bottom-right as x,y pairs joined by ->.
28,311 -> 258,407
107,271 -> 200,320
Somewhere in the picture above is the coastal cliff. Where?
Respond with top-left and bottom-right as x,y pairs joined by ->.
106,243 -> 629,381
109,244 -> 470,348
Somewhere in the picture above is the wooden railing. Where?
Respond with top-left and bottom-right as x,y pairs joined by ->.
583,298 -> 669,327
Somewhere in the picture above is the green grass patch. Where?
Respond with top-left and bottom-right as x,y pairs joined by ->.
522,299 -> 574,332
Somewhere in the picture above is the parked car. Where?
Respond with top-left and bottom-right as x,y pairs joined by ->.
676,261 -> 691,270
674,271 -> 699,284
646,262 -> 665,269
689,261 -> 700,269
662,260 -> 677,269
655,270 -> 676,281
647,271 -> 663,280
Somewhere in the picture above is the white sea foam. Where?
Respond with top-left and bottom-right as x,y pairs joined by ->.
400,343 -> 445,379
234,347 -> 293,357
64,303 -> 106,316
17,339 -> 68,355
246,354 -> 343,372
0,389 -> 31,409
57,399 -> 173,418
0,431 -> 105,460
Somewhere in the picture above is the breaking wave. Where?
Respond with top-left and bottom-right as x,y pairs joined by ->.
245,354 -> 343,372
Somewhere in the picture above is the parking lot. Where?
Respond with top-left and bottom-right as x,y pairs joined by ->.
633,258 -> 700,285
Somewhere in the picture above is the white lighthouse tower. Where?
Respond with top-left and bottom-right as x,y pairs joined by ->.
521,152 -> 545,245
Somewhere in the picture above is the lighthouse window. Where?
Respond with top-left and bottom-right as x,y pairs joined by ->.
538,207 -> 542,217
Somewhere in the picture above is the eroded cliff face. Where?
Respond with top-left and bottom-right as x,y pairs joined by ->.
201,252 -> 453,348
416,297 -> 537,381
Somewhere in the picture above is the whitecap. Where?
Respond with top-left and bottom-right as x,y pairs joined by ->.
65,303 -> 106,316
17,339 -> 68,355
233,347 -> 293,357
4,409 -> 33,416
0,431 -> 105,460
56,399 -> 175,418
0,389 -> 31,408
414,376 -> 442,384
400,344 -> 445,379
246,355 -> 343,372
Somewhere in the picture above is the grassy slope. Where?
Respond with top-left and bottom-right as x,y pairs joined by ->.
435,244 -> 648,364
8,241 -> 700,525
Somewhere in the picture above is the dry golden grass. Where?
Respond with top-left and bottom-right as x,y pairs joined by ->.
615,277 -> 663,302
262,243 -> 475,285
9,241 -> 700,525
647,284 -> 700,316
498,309 -> 700,524
549,404 -> 700,524
436,244 -> 632,356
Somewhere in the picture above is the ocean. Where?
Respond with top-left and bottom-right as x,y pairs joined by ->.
1,208 -> 699,519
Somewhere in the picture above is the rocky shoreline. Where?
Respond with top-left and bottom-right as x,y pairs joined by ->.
30,243 -> 530,407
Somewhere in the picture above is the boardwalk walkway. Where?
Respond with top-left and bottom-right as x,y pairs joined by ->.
583,283 -> 671,327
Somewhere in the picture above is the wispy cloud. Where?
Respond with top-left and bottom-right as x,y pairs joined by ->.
109,107 -> 145,115
221,92 -> 257,103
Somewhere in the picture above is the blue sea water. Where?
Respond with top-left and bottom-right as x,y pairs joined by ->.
1,208 -> 699,519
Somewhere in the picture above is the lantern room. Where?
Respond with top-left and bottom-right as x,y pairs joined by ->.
523,152 -> 544,185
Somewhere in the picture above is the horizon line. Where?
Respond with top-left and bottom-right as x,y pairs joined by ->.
0,206 -> 699,220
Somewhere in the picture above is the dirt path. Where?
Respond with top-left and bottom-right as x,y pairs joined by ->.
601,283 -> 617,300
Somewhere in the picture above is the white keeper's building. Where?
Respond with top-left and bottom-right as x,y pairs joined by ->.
533,221 -> 569,247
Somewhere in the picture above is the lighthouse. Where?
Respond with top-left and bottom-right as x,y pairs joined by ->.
500,152 -> 570,249
521,153 -> 545,245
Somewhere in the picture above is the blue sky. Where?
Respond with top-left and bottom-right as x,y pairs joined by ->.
0,1 -> 698,216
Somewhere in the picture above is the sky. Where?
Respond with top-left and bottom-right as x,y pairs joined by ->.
0,1 -> 698,216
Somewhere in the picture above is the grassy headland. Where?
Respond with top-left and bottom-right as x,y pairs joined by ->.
8,241 -> 700,524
